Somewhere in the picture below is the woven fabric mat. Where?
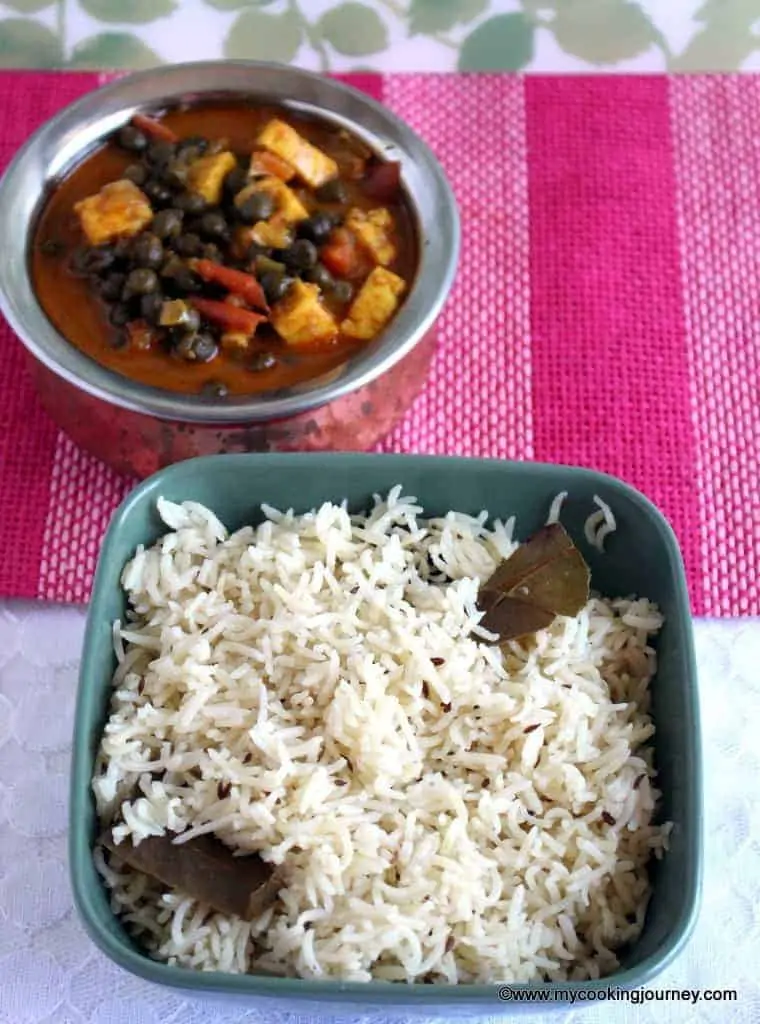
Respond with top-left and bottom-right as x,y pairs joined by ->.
0,71 -> 757,614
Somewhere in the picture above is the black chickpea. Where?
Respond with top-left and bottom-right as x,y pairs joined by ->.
123,163 -> 148,186
284,239 -> 318,272
297,213 -> 333,245
199,211 -> 229,240
140,292 -> 164,325
117,125 -> 148,153
175,331 -> 218,363
144,180 -> 173,207
260,271 -> 293,305
175,191 -> 207,215
174,233 -> 202,257
132,233 -> 164,269
146,140 -> 175,167
223,166 -> 249,198
83,246 -> 116,276
152,209 -> 183,240
236,191 -> 275,224
306,263 -> 334,290
123,268 -> 159,299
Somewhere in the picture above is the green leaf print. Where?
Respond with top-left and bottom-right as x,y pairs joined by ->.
458,13 -> 534,70
671,0 -> 760,70
69,32 -> 162,69
672,25 -> 759,70
0,18 -> 63,67
549,0 -> 658,64
317,3 -> 389,57
409,0 -> 487,36
78,0 -> 177,23
3,0 -> 55,12
697,0 -> 760,17
224,9 -> 302,62
204,0 -> 277,9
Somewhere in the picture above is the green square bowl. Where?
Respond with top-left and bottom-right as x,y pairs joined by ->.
69,454 -> 702,1015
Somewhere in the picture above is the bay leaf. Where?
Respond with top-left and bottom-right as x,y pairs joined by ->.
101,829 -> 281,920
478,523 -> 590,642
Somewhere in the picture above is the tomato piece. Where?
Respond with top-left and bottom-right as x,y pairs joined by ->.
320,228 -> 368,279
192,259 -> 269,312
190,297 -> 267,336
250,149 -> 295,182
131,113 -> 178,143
364,161 -> 401,201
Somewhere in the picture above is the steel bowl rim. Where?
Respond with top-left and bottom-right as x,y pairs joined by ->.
0,60 -> 459,424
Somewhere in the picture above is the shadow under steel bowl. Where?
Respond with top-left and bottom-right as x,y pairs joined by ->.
0,61 -> 459,477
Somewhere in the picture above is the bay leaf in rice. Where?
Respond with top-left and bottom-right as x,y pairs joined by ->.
478,523 -> 590,642
101,830 -> 281,920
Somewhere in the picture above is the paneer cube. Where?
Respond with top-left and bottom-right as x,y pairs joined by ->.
73,179 -> 153,247
243,177 -> 308,223
341,267 -> 405,341
270,280 -> 337,347
258,118 -> 338,188
231,220 -> 293,257
187,151 -> 237,205
345,207 -> 397,266
249,218 -> 293,249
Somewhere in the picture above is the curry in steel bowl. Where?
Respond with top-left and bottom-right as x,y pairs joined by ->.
31,101 -> 417,398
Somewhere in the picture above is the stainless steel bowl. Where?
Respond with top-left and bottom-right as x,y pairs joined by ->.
0,61 -> 459,477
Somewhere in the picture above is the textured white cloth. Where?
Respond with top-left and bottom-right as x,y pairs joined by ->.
0,601 -> 758,1024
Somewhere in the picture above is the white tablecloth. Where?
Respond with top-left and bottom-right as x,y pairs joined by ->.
11,0 -> 760,75
0,602 -> 758,1024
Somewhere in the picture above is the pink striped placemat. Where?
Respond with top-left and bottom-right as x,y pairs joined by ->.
0,71 -> 757,615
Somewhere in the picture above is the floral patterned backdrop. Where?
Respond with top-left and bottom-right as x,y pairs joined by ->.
0,0 -> 758,73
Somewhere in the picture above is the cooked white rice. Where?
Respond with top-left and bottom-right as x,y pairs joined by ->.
93,488 -> 668,984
